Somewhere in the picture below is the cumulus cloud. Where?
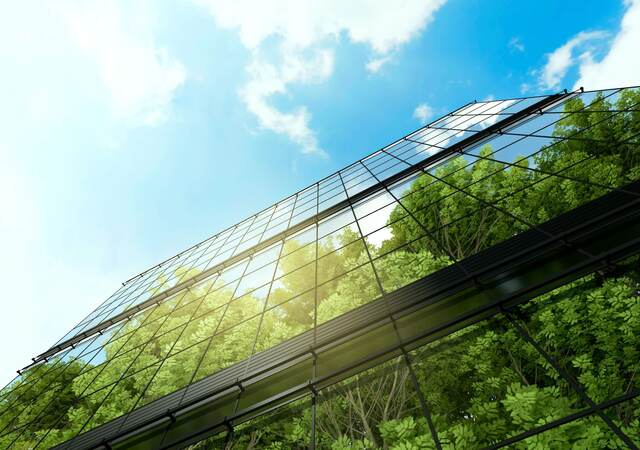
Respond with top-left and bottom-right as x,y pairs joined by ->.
538,30 -> 608,91
532,0 -> 640,92
194,0 -> 447,155
56,1 -> 186,126
575,0 -> 640,89
413,103 -> 434,123
241,49 -> 334,156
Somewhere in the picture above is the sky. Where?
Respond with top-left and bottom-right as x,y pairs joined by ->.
0,0 -> 639,385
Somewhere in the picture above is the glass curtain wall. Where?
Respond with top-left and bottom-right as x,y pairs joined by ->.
0,87 -> 639,449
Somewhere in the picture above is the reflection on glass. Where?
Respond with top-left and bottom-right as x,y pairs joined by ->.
3,88 -> 640,449
317,358 -> 434,449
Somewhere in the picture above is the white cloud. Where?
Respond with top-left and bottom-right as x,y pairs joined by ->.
366,55 -> 392,74
194,0 -> 447,155
56,1 -> 186,126
0,2 -> 186,383
413,103 -> 434,123
508,37 -> 525,53
241,49 -> 334,156
575,0 -> 640,89
538,30 -> 608,91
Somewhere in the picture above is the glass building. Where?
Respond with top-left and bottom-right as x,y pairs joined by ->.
1,86 -> 639,449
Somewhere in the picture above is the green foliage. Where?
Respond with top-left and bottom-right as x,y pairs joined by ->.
2,90 -> 640,449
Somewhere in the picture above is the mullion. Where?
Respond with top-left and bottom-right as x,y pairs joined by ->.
360,149 -> 389,170
481,389 -> 640,450
65,285 -> 135,343
360,157 -> 470,277
4,313 -> 145,443
312,179 -> 320,450
412,89 -> 596,160
340,164 -> 443,449
175,244 -> 256,409
249,193 -> 298,276
407,107 -> 487,150
109,279 -> 224,435
459,149 -> 640,199
62,287 -> 196,429
32,100 -> 524,368
228,216 -> 260,257
58,316 -> 180,440
398,341 -> 443,449
70,199 -> 636,448
499,307 -> 638,449
397,93 -> 640,221
385,138 -> 436,165
451,108 -> 640,118
385,148 -> 598,262
422,99 -> 497,131
16,89 -> 640,448
430,98 -> 522,133
429,123 -> 637,147
237,236 -> 288,388
0,322 -> 130,435
445,88 -> 628,158
423,127 -> 640,222
368,154 -> 409,178
363,153 -> 406,177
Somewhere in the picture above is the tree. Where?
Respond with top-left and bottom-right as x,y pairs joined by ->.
1,89 -> 639,449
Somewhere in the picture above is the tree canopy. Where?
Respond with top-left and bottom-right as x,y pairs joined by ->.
1,90 -> 639,449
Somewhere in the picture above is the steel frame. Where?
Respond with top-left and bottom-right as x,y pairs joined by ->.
28,93 -> 568,370
4,88 -> 629,449
52,174 -> 640,449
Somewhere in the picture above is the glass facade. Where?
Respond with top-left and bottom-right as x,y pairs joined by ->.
1,87 -> 639,449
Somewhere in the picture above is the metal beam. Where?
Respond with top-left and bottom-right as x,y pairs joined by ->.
29,92 -> 569,369
53,179 -> 640,450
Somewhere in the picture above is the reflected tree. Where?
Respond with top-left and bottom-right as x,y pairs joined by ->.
1,90 -> 639,449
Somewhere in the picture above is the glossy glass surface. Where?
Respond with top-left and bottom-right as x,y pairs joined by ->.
2,87 -> 640,449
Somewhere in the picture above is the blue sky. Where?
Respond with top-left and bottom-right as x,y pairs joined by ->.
0,0 -> 638,384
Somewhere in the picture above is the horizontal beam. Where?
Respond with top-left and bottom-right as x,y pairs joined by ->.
29,92 -> 569,369
55,179 -> 640,450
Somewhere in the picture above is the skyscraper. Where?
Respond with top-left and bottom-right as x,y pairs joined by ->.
1,86 -> 639,449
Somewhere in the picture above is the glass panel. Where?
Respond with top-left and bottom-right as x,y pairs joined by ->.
317,357 -> 436,449
410,313 -> 589,448
175,307 -> 225,354
235,262 -> 277,297
373,238 -> 451,293
269,263 -> 315,307
317,262 -> 381,325
278,241 -> 315,275
246,243 -> 282,273
317,223 -> 359,258
317,239 -> 368,285
81,364 -> 159,432
255,292 -> 315,353
194,316 -> 261,382
218,285 -> 270,333
137,340 -> 209,407
6,88 -> 640,450
318,208 -> 355,238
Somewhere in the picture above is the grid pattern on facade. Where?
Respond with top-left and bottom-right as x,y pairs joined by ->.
0,86 -> 639,449
198,263 -> 640,449
42,95 -> 547,355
